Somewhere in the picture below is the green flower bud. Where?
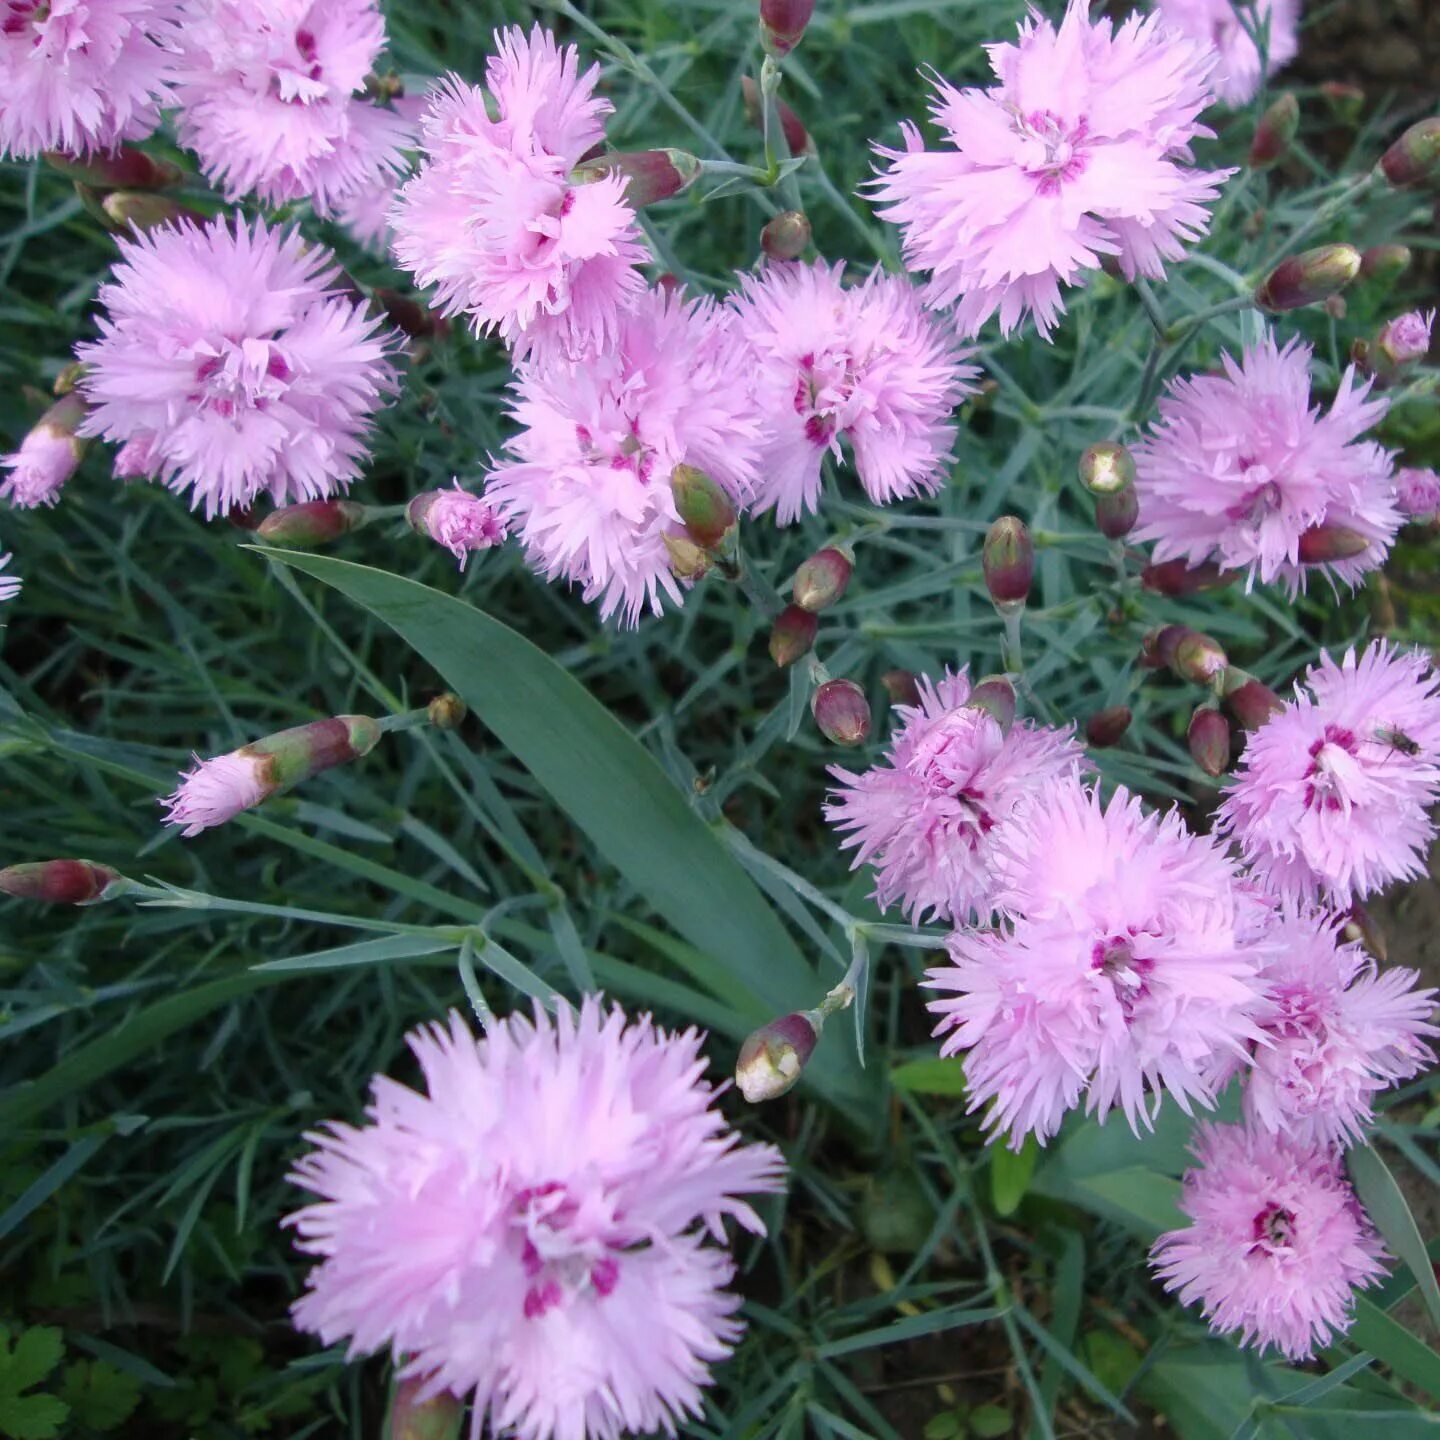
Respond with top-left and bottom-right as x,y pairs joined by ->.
760,209 -> 812,261
670,464 -> 737,552
1173,630 -> 1229,686
661,532 -> 712,581
1078,441 -> 1136,496
740,77 -> 811,156
736,1011 -> 820,1101
101,191 -> 208,236
1320,82 -> 1364,126
881,669 -> 921,707
1380,117 -> 1440,190
427,693 -> 468,731
389,1378 -> 464,1440
792,546 -> 852,612
1359,244 -> 1411,287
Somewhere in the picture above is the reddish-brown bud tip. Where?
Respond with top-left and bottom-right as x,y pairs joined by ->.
257,500 -> 368,548
1296,521 -> 1373,565
1188,706 -> 1231,777
1094,486 -> 1139,540
1141,558 -> 1235,596
1222,670 -> 1286,731
1078,441 -> 1136,496
670,464 -> 737,552
736,1010 -> 820,1101
1380,117 -> 1440,190
812,679 -> 870,746
792,546 -> 852,612
1249,92 -> 1299,170
0,860 -> 122,905
1085,705 -> 1132,748
1255,244 -> 1361,313
982,516 -> 1033,612
760,209 -> 812,261
769,603 -> 819,667
881,669 -> 922,707
759,0 -> 816,55
573,149 -> 701,207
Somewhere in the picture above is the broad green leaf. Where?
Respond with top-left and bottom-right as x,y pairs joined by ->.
1349,1297 -> 1440,1402
1348,1144 -> 1440,1331
891,1057 -> 967,1095
57,1362 -> 141,1433
262,551 -> 874,1115
0,1326 -> 68,1440
990,1137 -> 1038,1217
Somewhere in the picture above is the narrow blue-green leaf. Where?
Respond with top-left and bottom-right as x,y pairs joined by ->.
1349,1297 -> 1440,1402
1348,1143 -> 1440,1331
252,932 -> 459,973
0,1132 -> 108,1239
262,550 -> 873,1115
815,1304 -> 1003,1358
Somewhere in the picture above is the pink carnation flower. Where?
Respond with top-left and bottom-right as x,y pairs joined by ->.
162,751 -> 271,835
172,0 -> 412,214
1396,466 -> 1440,520
287,1000 -> 785,1440
1150,1121 -> 1387,1360
75,217 -> 399,520
1229,908 -> 1436,1146
391,28 -> 647,360
0,550 -> 20,605
927,782 -> 1267,1147
868,0 -> 1230,338
336,93 -> 425,254
409,482 -> 507,570
0,0 -> 182,158
1374,309 -> 1434,368
1151,0 -> 1300,107
1218,641 -> 1440,906
1134,333 -> 1400,594
1,415 -> 83,510
728,261 -> 978,523
826,668 -> 1082,924
485,285 -> 761,625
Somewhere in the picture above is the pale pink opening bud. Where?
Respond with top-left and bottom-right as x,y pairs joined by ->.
736,1011 -> 820,1101
770,604 -> 818,667
407,484 -> 507,571
1188,706 -> 1231,777
812,679 -> 870,746
1085,705 -> 1132,748
1369,310 -> 1434,378
760,209 -> 812,261
759,0 -> 816,56
982,516 -> 1033,613
792,546 -> 852,612
258,500 -> 369,549
163,716 -> 383,837
0,860 -> 122,905
1,392 -> 87,509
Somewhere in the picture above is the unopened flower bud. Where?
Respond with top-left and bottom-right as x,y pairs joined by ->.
761,209 -> 812,261
1255,244 -> 1361,313
1380,118 -> 1440,190
52,361 -> 87,396
1146,624 -> 1190,671
1094,485 -> 1139,540
769,603 -> 818,667
389,1377 -> 464,1440
1222,669 -> 1286,730
966,675 -> 1016,735
1320,82 -> 1364,126
670,464 -> 737,552
1296,521 -> 1373,565
100,191 -> 207,235
162,715 -> 384,836
0,859 -> 122,905
1140,557 -> 1234,596
407,484 -> 507,570
1249,92 -> 1299,170
1360,244 -> 1411,286
881,669 -> 921,707
1340,902 -> 1387,964
1188,706 -> 1231,777
257,499 -> 368,549
662,532 -> 711,580
792,546 -> 852,611
812,679 -> 870,747
375,289 -> 449,340
427,693 -> 467,730
982,516 -> 1033,613
740,77 -> 811,157
572,149 -> 702,207
1085,705 -> 1132,748
0,392 -> 87,509
44,146 -> 183,190
1173,630 -> 1228,686
736,1011 -> 820,1101
1078,441 -> 1135,496
759,0 -> 816,56
1367,310 -> 1434,379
